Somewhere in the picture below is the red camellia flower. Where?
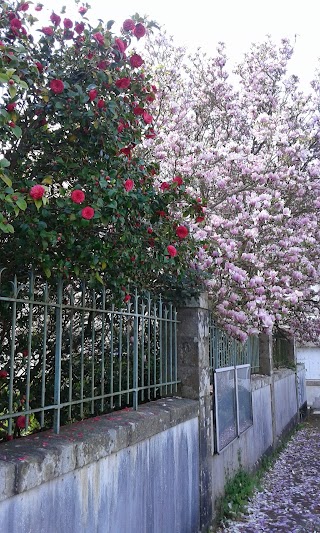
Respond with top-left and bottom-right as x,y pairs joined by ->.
115,38 -> 126,54
124,179 -> 134,192
120,146 -> 132,157
97,60 -> 108,70
71,189 -> 85,204
172,176 -> 183,186
63,29 -> 74,40
160,182 -> 170,191
50,12 -> 61,26
142,111 -> 153,124
0,370 -> 8,379
7,103 -> 16,112
88,88 -> 98,101
133,23 -> 146,39
130,53 -> 144,68
50,79 -> 64,94
147,227 -> 153,234
93,32 -> 104,45
63,18 -> 73,28
35,4 -> 43,11
35,61 -> 44,72
18,2 -> 29,11
122,19 -> 135,32
81,206 -> 95,219
115,77 -> 131,90
167,245 -> 177,258
75,22 -> 85,34
176,225 -> 189,239
117,121 -> 125,133
146,93 -> 156,103
124,294 -> 131,303
8,121 -> 15,128
30,184 -> 45,199
10,18 -> 22,30
196,216 -> 205,223
133,106 -> 144,116
41,26 -> 54,36
78,6 -> 87,15
97,99 -> 105,109
16,416 -> 26,429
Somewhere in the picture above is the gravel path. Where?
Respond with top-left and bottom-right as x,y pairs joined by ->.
217,416 -> 320,532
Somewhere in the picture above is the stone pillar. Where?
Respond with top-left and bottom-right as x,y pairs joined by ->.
287,337 -> 297,367
259,333 -> 277,447
177,293 -> 212,532
259,333 -> 273,376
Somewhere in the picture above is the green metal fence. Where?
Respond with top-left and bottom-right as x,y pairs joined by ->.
273,335 -> 292,368
0,270 -> 179,438
209,318 -> 260,373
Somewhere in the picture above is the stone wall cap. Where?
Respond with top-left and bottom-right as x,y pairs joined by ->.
0,397 -> 198,502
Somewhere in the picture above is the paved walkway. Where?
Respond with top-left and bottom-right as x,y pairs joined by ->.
217,415 -> 320,532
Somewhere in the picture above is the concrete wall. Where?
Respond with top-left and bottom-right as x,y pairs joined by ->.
0,399 -> 200,533
273,369 -> 298,437
0,370 -> 304,533
210,374 -> 274,503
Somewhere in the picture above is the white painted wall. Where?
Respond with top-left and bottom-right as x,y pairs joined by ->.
297,346 -> 320,407
297,346 -> 320,381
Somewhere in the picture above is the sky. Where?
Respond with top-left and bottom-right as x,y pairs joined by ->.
40,0 -> 320,89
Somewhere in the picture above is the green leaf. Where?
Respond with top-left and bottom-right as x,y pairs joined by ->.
0,109 -> 10,120
44,267 -> 51,278
34,199 -> 42,210
95,272 -> 104,284
12,126 -> 22,139
16,198 -> 27,211
5,223 -> 14,233
0,73 -> 8,84
0,174 -> 12,187
0,158 -> 10,168
9,86 -> 17,99
19,80 -> 29,90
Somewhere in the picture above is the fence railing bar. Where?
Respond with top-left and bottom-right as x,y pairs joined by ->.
41,283 -> 49,428
110,304 -> 114,410
80,282 -> 86,419
53,279 -> 63,434
68,286 -> 74,421
91,290 -> 96,415
132,290 -> 139,410
100,288 -> 106,412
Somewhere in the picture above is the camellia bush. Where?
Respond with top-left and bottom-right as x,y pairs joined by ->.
0,2 -> 205,440
0,1 -> 203,300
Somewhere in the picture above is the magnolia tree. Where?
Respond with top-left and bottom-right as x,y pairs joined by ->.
143,34 -> 320,343
0,1 -> 203,301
